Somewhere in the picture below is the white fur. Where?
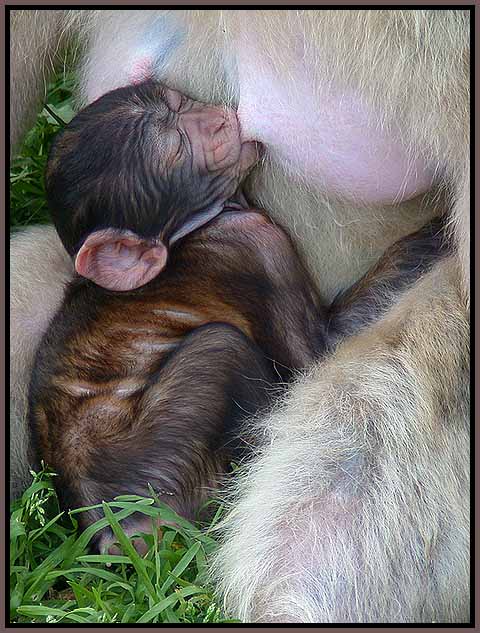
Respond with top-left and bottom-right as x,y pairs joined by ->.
211,259 -> 469,622
10,226 -> 73,497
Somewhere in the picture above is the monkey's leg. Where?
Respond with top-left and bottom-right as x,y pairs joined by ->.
212,258 -> 469,623
63,323 -> 275,553
327,217 -> 451,344
10,226 -> 73,498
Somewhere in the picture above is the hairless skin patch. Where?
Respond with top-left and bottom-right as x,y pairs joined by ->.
86,15 -> 434,207
235,35 -> 435,206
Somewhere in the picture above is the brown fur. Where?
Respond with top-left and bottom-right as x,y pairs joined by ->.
29,209 -> 448,555
28,210 -> 323,547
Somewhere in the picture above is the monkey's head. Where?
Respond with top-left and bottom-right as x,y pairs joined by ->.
45,80 -> 260,291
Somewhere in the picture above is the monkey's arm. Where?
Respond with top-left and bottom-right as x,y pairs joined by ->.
327,217 -> 450,345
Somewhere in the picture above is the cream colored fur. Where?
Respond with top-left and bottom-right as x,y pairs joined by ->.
10,226 -> 73,498
211,258 -> 469,621
9,9 -> 470,622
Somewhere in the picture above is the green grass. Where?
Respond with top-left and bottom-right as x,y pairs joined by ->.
10,468 -> 234,624
10,72 -> 76,230
10,74 -> 235,624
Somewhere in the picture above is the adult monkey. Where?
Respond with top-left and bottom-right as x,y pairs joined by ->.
10,9 -> 470,623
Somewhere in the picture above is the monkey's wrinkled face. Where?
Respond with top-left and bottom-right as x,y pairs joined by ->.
46,80 -> 261,291
145,84 -> 260,243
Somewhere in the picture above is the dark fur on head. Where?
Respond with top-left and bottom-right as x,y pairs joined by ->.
45,80 -> 258,257
46,81 -> 173,254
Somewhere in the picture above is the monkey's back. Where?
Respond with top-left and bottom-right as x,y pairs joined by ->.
28,210 -> 324,525
28,268 -> 259,514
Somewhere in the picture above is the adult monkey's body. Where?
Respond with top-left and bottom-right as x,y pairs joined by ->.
10,9 -> 470,624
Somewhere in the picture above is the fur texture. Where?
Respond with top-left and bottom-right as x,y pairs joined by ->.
10,226 -> 73,498
211,258 -> 469,622
10,9 -> 470,623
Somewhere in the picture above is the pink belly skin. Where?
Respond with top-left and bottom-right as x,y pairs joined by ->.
86,19 -> 434,206
129,56 -> 155,83
236,51 -> 434,205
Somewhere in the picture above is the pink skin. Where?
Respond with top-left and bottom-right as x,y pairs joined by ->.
127,43 -> 433,205
98,515 -> 164,557
87,29 -> 433,206
181,108 -> 258,174
238,89 -> 434,205
162,86 -> 259,175
75,229 -> 168,292
129,56 -> 155,84
235,38 -> 435,205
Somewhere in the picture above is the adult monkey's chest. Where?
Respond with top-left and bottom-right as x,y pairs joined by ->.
232,27 -> 434,206
83,10 -> 434,209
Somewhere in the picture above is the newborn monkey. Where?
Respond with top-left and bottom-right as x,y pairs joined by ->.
31,81 -> 448,553
33,81 -> 324,553
30,207 -> 325,553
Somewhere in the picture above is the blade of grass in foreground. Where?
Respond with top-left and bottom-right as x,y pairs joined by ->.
137,586 -> 207,623
10,469 -> 233,623
101,502 -> 157,602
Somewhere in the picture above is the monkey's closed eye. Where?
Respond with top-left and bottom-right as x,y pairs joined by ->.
167,130 -> 187,167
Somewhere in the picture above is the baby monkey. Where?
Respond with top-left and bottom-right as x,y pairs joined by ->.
30,80 -> 448,554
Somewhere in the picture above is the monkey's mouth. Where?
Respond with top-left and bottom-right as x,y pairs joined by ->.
168,131 -> 263,247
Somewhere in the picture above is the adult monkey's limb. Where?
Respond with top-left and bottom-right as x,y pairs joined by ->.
212,257 -> 470,623
11,10 -> 68,152
9,9 -> 84,494
10,227 -> 73,498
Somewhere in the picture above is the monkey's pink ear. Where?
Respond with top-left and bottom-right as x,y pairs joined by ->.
75,229 -> 168,291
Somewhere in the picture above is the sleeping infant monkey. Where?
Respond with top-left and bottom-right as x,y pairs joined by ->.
30,80 -> 449,554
